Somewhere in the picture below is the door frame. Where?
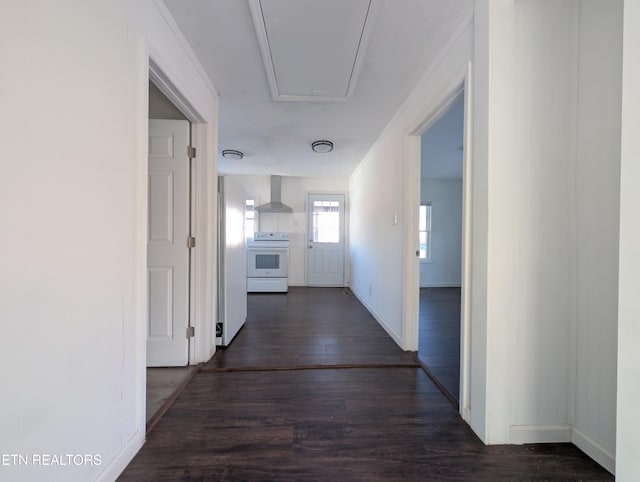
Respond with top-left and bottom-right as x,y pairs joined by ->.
401,61 -> 473,421
100,9 -> 220,480
145,59 -> 211,366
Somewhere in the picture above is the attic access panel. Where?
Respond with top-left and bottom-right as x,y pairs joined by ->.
249,0 -> 375,101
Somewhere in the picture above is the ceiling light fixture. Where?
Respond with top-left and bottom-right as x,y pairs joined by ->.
311,140 -> 334,153
222,149 -> 244,160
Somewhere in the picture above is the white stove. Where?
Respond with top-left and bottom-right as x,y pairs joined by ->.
247,232 -> 290,292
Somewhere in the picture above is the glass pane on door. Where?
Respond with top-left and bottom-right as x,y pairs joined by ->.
312,200 -> 340,243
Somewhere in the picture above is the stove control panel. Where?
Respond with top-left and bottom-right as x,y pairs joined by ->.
253,232 -> 289,241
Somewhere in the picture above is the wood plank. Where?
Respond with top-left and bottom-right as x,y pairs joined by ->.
120,288 -> 612,481
418,287 -> 461,401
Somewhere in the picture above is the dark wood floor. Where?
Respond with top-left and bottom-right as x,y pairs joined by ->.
205,288 -> 417,369
418,288 -> 461,401
119,287 -> 612,481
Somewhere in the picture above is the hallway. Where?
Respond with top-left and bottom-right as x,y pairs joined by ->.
120,288 -> 612,481
206,287 -> 417,369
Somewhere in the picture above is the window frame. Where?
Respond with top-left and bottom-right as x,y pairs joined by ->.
419,202 -> 432,263
245,199 -> 257,240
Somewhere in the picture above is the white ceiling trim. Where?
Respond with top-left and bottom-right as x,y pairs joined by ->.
151,0 -> 219,99
248,0 -> 377,102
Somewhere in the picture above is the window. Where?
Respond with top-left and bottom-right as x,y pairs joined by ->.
245,199 -> 256,239
311,200 -> 340,243
419,203 -> 432,261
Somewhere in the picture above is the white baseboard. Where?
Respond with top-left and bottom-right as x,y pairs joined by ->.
461,404 -> 471,423
286,282 -> 348,287
572,427 -> 615,475
96,430 -> 145,482
507,424 -> 614,475
420,282 -> 461,288
509,424 -> 572,444
350,289 -> 403,348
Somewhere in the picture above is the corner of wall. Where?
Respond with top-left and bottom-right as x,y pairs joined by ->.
572,427 -> 616,475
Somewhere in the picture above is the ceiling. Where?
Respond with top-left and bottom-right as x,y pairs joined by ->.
163,0 -> 475,178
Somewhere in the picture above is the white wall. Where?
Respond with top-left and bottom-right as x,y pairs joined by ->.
0,2 -> 218,481
469,0 -> 491,439
572,0 -> 622,471
616,0 -> 640,478
349,19 -> 473,348
228,175 -> 349,286
420,179 -> 462,287
351,1 -> 622,472
476,2 -> 621,464
480,0 -> 576,444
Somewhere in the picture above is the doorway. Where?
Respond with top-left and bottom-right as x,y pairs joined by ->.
146,79 -> 197,429
307,193 -> 346,286
417,93 -> 465,404
402,62 -> 472,418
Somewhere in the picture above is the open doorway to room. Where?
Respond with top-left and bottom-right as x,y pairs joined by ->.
402,65 -> 472,416
417,93 -> 465,404
145,79 -> 199,431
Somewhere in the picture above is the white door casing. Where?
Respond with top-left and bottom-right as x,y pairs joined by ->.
147,119 -> 190,367
402,62 -> 473,421
307,193 -> 345,286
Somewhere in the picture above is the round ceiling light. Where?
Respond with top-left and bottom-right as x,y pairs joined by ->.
222,149 -> 243,160
311,140 -> 334,153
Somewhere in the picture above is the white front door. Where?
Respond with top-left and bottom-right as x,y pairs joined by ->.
147,119 -> 190,367
307,193 -> 345,286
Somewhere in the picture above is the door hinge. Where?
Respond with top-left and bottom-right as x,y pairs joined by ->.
186,326 -> 195,338
187,146 -> 196,158
187,236 -> 196,249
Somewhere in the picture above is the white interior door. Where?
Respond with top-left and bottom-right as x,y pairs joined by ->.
147,119 -> 190,367
307,193 -> 345,286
